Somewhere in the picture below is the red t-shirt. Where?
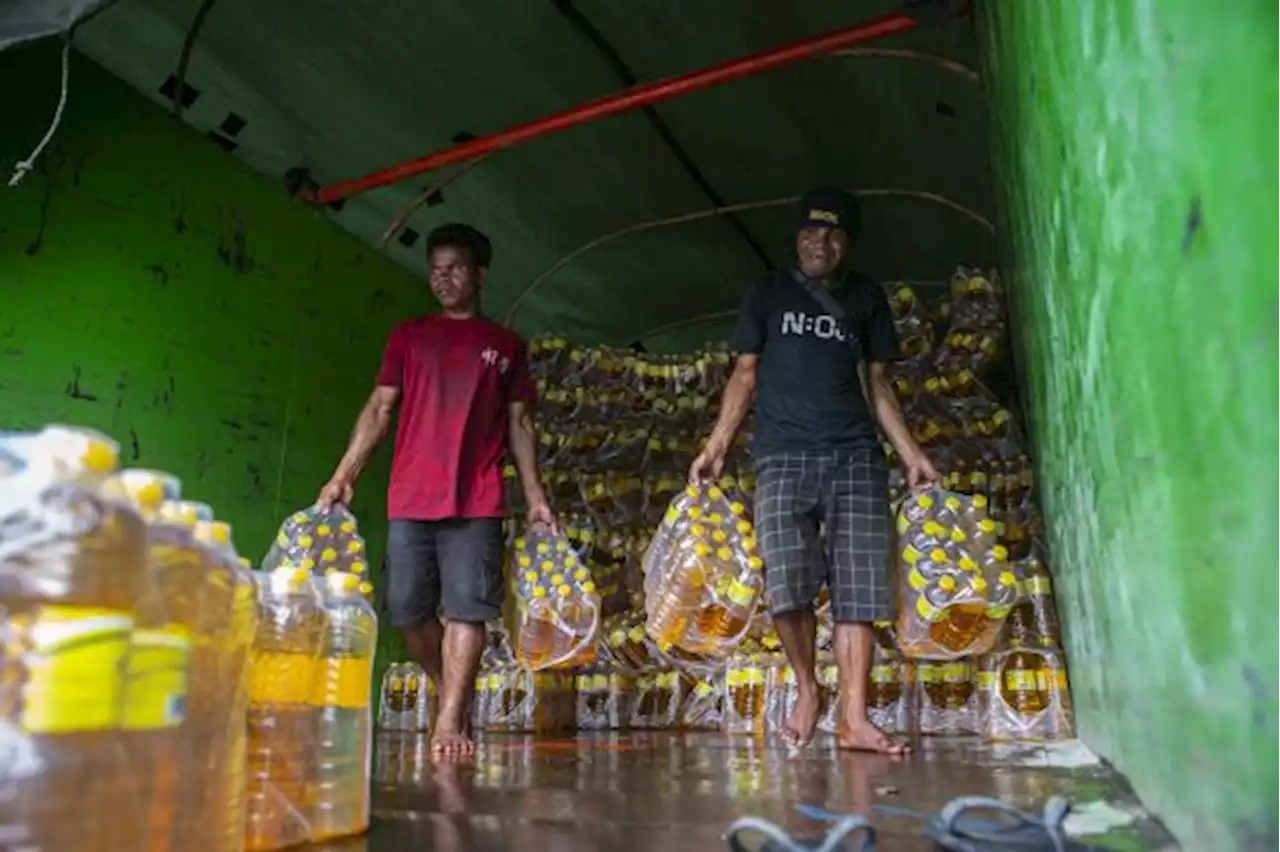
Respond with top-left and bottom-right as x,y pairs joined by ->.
376,314 -> 535,520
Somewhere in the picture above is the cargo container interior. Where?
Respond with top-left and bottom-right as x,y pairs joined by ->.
0,1 -> 1275,851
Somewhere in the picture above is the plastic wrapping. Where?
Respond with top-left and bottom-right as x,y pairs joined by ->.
480,667 -> 576,734
510,529 -> 600,670
262,505 -> 370,580
643,483 -> 763,656
629,670 -> 684,729
601,610 -> 659,671
894,489 -> 1017,660
868,648 -> 916,736
245,566 -> 325,851
377,662 -> 410,731
914,660 -> 979,735
679,672 -> 724,730
1004,552 -> 1063,649
310,571 -> 377,842
976,648 -> 1075,741
0,426 -> 147,852
721,655 -> 770,736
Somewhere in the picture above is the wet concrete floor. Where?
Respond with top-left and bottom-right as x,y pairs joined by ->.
312,731 -> 1177,852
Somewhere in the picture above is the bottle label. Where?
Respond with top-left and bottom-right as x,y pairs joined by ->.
1025,576 -> 1052,596
1004,669 -> 1039,692
312,657 -> 373,708
726,579 -> 755,607
122,626 -> 191,730
18,606 -> 134,734
387,673 -> 406,710
249,651 -> 318,706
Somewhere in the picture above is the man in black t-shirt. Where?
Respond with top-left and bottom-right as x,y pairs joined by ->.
689,187 -> 939,755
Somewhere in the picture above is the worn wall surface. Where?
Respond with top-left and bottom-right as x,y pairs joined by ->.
977,1 -> 1278,848
0,42 -> 427,662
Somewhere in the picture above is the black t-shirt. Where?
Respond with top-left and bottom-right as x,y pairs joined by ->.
729,268 -> 900,455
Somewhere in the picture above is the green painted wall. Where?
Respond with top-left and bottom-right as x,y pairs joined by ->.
977,2 -> 1278,848
0,43 -> 423,664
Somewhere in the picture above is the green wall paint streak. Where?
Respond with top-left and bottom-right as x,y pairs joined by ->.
0,43 -> 422,671
977,2 -> 1278,847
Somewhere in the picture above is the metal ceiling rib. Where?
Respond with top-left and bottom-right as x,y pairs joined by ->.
74,0 -> 994,349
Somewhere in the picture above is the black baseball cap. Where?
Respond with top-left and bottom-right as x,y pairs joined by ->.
797,187 -> 861,240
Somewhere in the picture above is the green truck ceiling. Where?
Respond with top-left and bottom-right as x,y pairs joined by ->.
68,0 -> 994,350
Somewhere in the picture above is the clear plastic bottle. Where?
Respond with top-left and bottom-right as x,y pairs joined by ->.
100,469 -> 195,852
0,426 -> 147,852
412,666 -> 435,733
311,571 -> 378,842
377,663 -> 408,731
245,565 -> 325,851
191,520 -> 258,852
153,500 -> 228,852
226,555 -> 259,852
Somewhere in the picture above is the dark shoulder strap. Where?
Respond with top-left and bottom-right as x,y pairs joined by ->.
794,271 -> 860,357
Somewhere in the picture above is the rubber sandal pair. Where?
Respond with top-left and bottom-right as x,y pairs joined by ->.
725,795 -> 1102,852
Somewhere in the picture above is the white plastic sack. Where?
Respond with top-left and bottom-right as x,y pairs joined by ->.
0,0 -> 110,52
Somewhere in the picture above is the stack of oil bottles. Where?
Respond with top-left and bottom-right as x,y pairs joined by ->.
0,424 -> 379,851
374,266 -> 1074,747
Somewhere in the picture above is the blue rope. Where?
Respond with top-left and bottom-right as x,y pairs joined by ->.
726,794 -> 1085,852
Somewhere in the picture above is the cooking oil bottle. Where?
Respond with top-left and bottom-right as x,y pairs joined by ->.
227,555 -> 259,851
377,662 -> 408,730
311,570 -> 377,842
0,426 -> 146,852
152,499 -> 228,852
245,565 -> 326,851
191,519 -> 257,852
101,469 -> 195,852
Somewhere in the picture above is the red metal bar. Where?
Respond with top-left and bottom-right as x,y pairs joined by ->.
314,11 -> 918,205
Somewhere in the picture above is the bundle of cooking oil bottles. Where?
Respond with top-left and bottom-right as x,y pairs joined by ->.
0,423 -> 378,852
249,503 -> 379,850
379,265 -> 1073,744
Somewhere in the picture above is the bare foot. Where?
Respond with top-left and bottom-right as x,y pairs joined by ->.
836,717 -> 912,755
431,726 -> 475,758
782,685 -> 822,749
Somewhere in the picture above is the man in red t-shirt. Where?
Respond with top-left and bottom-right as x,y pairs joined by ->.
317,223 -> 554,756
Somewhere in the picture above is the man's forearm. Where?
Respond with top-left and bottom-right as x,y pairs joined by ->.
707,370 -> 755,453
333,402 -> 391,482
870,376 -> 924,463
509,410 -> 545,500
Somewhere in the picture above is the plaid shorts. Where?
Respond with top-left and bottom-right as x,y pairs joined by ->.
754,449 -> 894,623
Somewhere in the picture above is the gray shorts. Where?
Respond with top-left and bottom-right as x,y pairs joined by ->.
384,518 -> 505,626
755,449 -> 894,623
